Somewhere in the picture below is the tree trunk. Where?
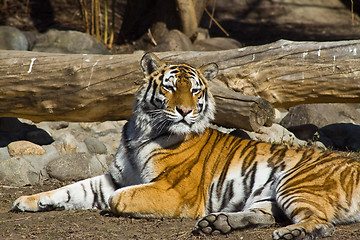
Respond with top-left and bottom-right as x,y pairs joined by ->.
1,39 -> 359,130
119,0 -> 210,46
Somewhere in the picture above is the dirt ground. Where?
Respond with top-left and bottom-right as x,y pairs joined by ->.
1,180 -> 360,240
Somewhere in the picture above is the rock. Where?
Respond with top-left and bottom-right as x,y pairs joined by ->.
317,123 -> 360,151
280,104 -> 360,129
151,30 -> 194,52
47,121 -> 69,130
248,123 -> 306,146
0,157 -> 40,186
274,108 -> 288,124
90,155 -> 109,173
86,121 -> 120,136
245,123 -> 325,148
191,28 -> 210,42
84,137 -> 107,154
0,117 -> 22,133
56,133 -> 78,155
193,37 -> 243,51
79,122 -> 97,131
0,147 -> 11,161
7,141 -> 45,156
25,129 -> 54,145
32,29 -> 109,54
46,153 -> 106,181
22,145 -> 59,177
0,26 -> 29,50
22,31 -> 39,50
98,132 -> 122,154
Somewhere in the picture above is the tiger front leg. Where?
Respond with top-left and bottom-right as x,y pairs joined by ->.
196,208 -> 276,235
12,174 -> 116,212
109,181 -> 202,218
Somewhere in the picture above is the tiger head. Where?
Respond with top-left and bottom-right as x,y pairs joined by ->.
135,53 -> 218,135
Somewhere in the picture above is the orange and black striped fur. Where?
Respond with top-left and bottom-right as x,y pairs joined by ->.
12,53 -> 360,239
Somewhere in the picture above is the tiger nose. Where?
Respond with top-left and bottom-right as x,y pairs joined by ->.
176,106 -> 192,117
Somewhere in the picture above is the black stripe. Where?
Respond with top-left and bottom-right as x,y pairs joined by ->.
99,178 -> 107,208
243,162 -> 258,199
150,81 -> 159,108
208,183 -> 214,213
90,180 -> 98,208
65,190 -> 71,203
109,173 -> 122,190
219,179 -> 234,211
142,76 -> 154,104
81,183 -> 87,199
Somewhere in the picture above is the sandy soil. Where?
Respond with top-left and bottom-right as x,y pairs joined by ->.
1,180 -> 360,240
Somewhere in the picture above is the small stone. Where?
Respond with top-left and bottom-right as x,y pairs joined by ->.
48,121 -> 69,130
57,133 -> 78,154
79,122 -> 96,130
92,122 -> 118,135
84,137 -> 107,154
7,141 -> 45,156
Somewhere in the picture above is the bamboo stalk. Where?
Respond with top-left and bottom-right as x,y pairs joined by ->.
104,0 -> 108,45
94,0 -> 101,41
108,0 -> 115,48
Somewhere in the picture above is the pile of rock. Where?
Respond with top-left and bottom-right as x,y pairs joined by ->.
0,26 -> 243,54
0,117 -> 125,186
0,26 -> 110,54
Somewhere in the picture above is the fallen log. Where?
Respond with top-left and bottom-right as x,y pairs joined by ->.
1,39 -> 359,130
0,50 -> 273,131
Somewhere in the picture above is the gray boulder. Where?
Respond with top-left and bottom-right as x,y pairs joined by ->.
84,137 -> 107,154
0,26 -> 29,50
194,37 -> 243,51
32,29 -> 109,54
0,157 -> 40,186
46,153 -> 107,181
151,29 -> 194,52
280,104 -> 360,129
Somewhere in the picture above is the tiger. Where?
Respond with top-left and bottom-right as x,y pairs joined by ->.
11,53 -> 360,239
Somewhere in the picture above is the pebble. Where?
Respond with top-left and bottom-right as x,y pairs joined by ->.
57,133 -> 78,154
84,136 -> 107,154
7,141 -> 45,156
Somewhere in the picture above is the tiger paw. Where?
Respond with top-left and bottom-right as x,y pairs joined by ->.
272,226 -> 306,240
196,213 -> 232,235
11,195 -> 55,212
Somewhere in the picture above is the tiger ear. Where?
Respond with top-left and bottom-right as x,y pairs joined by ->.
199,63 -> 218,81
140,53 -> 161,76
